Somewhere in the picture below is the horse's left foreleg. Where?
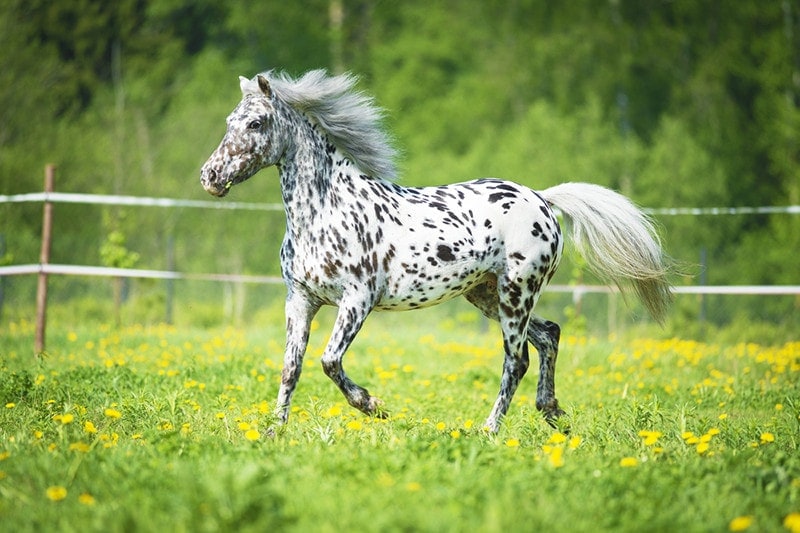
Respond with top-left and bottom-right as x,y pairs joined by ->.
321,300 -> 386,417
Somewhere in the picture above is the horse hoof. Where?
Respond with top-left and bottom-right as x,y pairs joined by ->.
543,408 -> 569,434
367,396 -> 389,418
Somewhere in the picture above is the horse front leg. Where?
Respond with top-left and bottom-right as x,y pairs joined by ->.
274,294 -> 320,425
321,301 -> 386,417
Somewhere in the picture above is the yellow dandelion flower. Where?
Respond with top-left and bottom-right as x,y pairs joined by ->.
463,419 -> 474,430
568,436 -> 582,450
46,486 -> 68,502
619,457 -> 639,467
56,413 -> 74,425
33,430 -> 44,439
346,420 -> 363,431
450,430 -> 461,439
775,403 -> 784,411
104,409 -> 121,421
548,446 -> 565,468
783,512 -> 800,533
638,430 -> 663,446
759,432 -> 775,444
718,413 -> 728,420
435,422 -> 447,431
5,403 -> 15,409
78,493 -> 96,506
548,432 -> 568,445
83,421 -> 97,434
696,442 -> 710,454
0,451 -> 10,461
405,482 -> 422,492
324,405 -> 343,418
707,428 -> 721,436
728,515 -> 754,531
237,422 -> 251,431
69,441 -> 91,453
681,431 -> 695,440
244,429 -> 260,441
505,438 -> 520,448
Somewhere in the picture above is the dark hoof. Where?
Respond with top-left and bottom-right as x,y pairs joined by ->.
541,402 -> 569,434
367,396 -> 390,419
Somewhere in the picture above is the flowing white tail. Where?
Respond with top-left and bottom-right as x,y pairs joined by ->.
541,182 -> 672,323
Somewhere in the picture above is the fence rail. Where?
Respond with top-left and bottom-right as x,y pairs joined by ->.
2,165 -> 799,353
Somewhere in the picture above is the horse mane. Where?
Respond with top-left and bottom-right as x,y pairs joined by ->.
251,70 -> 398,181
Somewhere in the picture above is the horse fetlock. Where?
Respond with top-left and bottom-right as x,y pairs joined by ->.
483,417 -> 501,434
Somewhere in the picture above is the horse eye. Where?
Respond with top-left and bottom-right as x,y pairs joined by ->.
247,120 -> 262,130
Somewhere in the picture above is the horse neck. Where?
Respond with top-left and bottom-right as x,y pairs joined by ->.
276,108 -> 338,229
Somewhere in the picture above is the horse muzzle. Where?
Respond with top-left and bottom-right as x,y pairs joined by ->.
200,166 -> 231,197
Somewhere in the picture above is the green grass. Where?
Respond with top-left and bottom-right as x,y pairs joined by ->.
1,309 -> 798,532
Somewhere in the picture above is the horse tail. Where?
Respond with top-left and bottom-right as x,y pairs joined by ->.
540,182 -> 673,324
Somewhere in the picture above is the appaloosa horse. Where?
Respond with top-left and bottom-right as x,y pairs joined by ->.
201,70 -> 671,432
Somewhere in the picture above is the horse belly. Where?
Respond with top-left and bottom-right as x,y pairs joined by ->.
375,261 -> 493,311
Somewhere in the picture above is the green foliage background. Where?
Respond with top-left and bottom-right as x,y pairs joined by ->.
0,0 -> 798,330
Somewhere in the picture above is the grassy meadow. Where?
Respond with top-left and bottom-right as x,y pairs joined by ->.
1,306 -> 798,532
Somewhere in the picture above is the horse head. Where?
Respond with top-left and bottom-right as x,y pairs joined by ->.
201,75 -> 285,197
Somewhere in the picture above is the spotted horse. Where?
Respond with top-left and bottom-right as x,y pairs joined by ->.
201,70 -> 672,433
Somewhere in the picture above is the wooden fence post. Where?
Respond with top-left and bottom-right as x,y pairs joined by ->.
34,164 -> 55,355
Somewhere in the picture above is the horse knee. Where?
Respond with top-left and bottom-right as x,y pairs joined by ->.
321,358 -> 340,379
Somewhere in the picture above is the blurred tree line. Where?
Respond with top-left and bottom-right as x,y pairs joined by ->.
0,0 -> 797,326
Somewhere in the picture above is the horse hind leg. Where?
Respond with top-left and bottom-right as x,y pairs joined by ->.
320,301 -> 387,418
465,280 -> 565,429
482,275 -> 535,432
528,316 -> 566,427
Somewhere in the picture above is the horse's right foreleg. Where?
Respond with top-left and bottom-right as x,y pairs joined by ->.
275,295 -> 319,425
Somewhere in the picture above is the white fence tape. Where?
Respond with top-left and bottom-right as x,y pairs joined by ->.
0,264 -> 282,284
0,192 -> 282,211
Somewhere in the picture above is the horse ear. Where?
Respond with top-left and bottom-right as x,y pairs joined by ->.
257,75 -> 272,99
239,76 -> 251,94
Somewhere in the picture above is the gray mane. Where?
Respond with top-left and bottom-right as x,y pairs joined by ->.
263,70 -> 398,181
